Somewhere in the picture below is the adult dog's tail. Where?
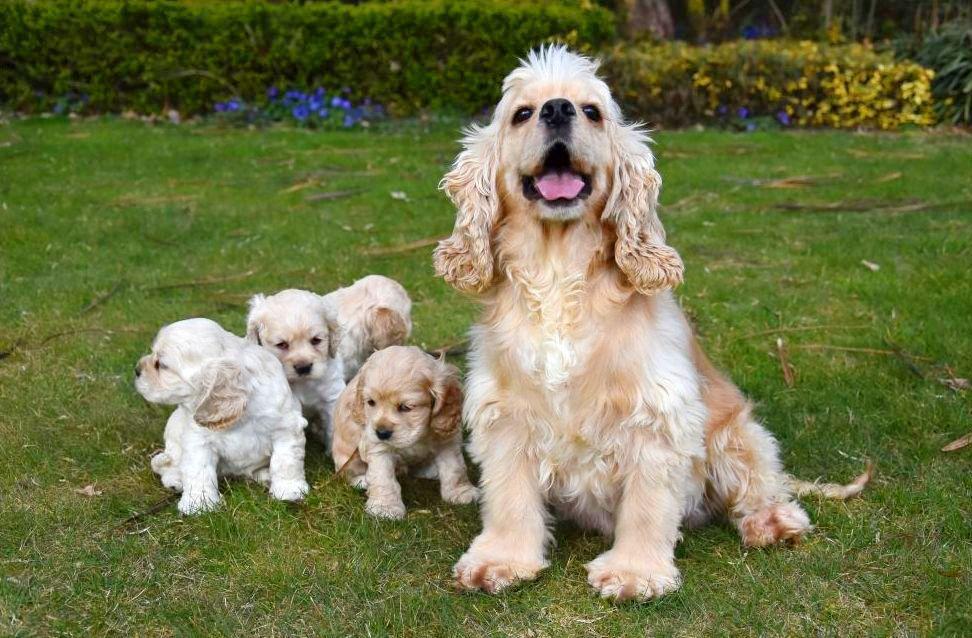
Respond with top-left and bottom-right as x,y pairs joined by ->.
787,462 -> 874,500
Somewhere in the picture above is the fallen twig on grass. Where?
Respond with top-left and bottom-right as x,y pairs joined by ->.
776,338 -> 795,388
426,340 -> 469,359
142,270 -> 257,292
884,339 -> 927,379
112,194 -> 198,207
305,189 -> 362,202
723,173 -> 842,188
735,324 -> 869,340
115,493 -> 180,530
791,344 -> 932,358
80,281 -> 125,315
773,198 -> 972,214
360,236 -> 445,256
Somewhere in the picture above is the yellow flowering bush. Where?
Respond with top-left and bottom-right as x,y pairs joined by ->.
603,40 -> 936,129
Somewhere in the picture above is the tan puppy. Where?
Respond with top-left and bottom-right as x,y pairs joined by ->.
332,346 -> 478,519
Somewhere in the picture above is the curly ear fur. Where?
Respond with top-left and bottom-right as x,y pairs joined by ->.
244,294 -> 266,345
318,296 -> 342,359
428,362 -> 463,438
366,306 -> 409,351
604,123 -> 683,295
433,123 -> 501,294
349,363 -> 367,425
192,358 -> 248,430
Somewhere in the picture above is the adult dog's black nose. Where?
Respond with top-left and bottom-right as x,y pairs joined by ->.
375,428 -> 392,441
294,363 -> 313,376
134,365 -> 141,378
539,98 -> 576,129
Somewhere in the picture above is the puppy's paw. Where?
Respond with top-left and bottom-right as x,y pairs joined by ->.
739,501 -> 811,547
585,552 -> 681,602
178,491 -> 221,516
150,452 -> 173,475
365,497 -> 406,520
443,483 -> 480,505
270,479 -> 309,502
453,552 -> 543,594
348,474 -> 369,490
159,471 -> 183,492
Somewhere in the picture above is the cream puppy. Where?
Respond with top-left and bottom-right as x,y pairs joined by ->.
323,275 -> 412,381
331,346 -> 477,519
246,289 -> 346,446
135,318 -> 309,515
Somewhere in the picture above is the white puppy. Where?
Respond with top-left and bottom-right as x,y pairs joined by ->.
246,289 -> 346,446
135,318 -> 309,515
323,275 -> 412,381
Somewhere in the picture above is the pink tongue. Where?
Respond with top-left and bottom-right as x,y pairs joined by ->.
535,172 -> 585,200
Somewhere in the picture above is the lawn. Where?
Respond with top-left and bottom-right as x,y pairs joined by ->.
1,117 -> 970,636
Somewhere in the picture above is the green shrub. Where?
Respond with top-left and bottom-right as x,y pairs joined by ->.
603,40 -> 937,130
0,0 -> 615,116
914,22 -> 972,125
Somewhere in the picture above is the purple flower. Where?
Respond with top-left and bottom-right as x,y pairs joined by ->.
343,114 -> 354,128
317,107 -> 329,118
331,96 -> 343,108
742,25 -> 759,40
214,102 -> 227,112
267,86 -> 279,99
737,107 -> 749,119
292,104 -> 310,121
226,99 -> 241,112
314,87 -> 326,98
309,97 -> 322,111
776,110 -> 791,126
717,104 -> 728,115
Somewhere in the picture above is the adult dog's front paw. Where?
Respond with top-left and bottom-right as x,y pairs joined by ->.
270,479 -> 309,502
453,552 -> 543,594
443,483 -> 479,505
585,552 -> 681,602
365,497 -> 406,520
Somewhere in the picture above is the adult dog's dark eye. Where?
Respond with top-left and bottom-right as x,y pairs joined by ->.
512,107 -> 533,125
366,398 -> 376,407
310,337 -> 322,346
397,403 -> 412,413
582,105 -> 601,122
276,341 -> 289,350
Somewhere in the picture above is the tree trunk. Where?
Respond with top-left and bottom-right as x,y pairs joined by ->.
625,0 -> 675,40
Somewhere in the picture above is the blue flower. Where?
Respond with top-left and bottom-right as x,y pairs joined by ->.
285,90 -> 304,103
745,122 -> 757,132
776,110 -> 791,126
214,102 -> 227,112
343,114 -> 354,128
292,104 -> 310,121
226,99 -> 241,112
331,96 -> 344,108
309,97 -> 322,111
717,104 -> 728,115
742,25 -> 759,40
317,107 -> 329,118
737,107 -> 750,119
314,87 -> 326,98
267,86 -> 279,99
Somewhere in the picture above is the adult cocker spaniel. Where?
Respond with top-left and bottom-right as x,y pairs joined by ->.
434,46 -> 868,601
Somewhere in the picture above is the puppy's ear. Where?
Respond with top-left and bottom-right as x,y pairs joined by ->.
318,296 -> 342,359
433,122 -> 501,294
366,306 -> 409,351
191,358 -> 248,431
604,123 -> 683,295
348,366 -> 367,425
428,362 -> 463,438
245,294 -> 266,345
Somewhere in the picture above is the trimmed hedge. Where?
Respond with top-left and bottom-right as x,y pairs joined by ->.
603,40 -> 937,130
0,0 -> 616,116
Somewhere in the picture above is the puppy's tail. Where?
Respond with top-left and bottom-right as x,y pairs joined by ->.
787,462 -> 873,500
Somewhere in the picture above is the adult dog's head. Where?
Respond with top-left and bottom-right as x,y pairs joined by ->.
433,45 -> 682,295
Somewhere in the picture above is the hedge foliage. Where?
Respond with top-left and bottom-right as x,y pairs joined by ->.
0,0 -> 616,116
603,40 -> 937,130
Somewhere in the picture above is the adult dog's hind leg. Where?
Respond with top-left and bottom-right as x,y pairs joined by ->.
705,405 -> 811,547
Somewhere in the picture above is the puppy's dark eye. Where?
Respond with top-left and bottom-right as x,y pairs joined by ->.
512,106 -> 533,125
366,398 -> 376,407
397,403 -> 412,413
582,105 -> 601,122
310,337 -> 322,346
154,360 -> 161,371
276,341 -> 289,350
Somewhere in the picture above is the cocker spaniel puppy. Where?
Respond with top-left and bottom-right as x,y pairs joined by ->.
135,318 -> 309,515
434,46 -> 868,601
331,346 -> 478,519
323,275 -> 413,381
246,289 -> 346,446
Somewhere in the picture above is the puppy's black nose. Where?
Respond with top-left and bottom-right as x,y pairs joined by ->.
539,98 -> 575,129
294,363 -> 312,376
375,428 -> 392,441
134,365 -> 141,378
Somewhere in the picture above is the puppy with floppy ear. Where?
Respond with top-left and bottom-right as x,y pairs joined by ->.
331,346 -> 477,520
246,289 -> 346,448
135,318 -> 309,515
323,275 -> 413,381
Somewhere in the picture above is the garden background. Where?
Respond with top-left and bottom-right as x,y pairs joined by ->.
1,1 -> 970,635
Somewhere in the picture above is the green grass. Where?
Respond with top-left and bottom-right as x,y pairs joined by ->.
1,117 -> 970,636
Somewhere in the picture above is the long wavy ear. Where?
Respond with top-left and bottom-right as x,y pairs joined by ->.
428,361 -> 463,438
349,362 -> 368,425
604,122 -> 683,294
192,358 -> 248,430
318,295 -> 342,359
433,122 -> 501,294
244,294 -> 266,345
366,306 -> 409,351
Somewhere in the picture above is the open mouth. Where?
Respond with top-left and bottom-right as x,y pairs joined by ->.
522,142 -> 592,207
